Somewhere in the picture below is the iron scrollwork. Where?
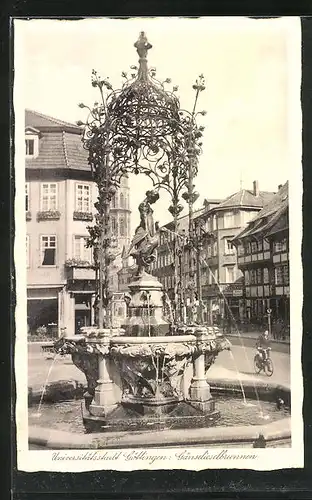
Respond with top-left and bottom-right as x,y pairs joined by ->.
78,32 -> 206,327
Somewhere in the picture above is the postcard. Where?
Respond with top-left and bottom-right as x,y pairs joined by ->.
14,16 -> 303,471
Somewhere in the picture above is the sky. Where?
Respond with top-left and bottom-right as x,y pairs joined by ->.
15,17 -> 301,230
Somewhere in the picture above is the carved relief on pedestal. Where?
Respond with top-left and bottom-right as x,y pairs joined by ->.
110,342 -> 193,400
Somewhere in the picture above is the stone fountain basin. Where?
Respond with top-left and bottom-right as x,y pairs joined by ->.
28,378 -> 291,449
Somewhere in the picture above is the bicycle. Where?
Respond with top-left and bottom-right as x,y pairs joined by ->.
254,347 -> 274,377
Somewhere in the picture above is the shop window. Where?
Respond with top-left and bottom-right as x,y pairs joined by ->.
40,235 -> 56,266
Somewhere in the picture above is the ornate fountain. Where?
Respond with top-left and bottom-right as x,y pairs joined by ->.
56,32 -> 230,432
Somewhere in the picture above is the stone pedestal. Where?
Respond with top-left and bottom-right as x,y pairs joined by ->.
89,331 -> 118,417
122,272 -> 170,336
58,288 -> 75,337
189,327 -> 214,412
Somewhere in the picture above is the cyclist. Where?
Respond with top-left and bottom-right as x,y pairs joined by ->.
256,329 -> 271,361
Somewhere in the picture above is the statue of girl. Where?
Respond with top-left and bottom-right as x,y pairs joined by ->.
128,189 -> 160,275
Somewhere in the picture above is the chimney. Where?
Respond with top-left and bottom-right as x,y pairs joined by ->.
253,180 -> 259,197
278,184 -> 283,190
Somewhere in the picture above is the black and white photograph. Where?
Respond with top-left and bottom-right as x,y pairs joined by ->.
14,17 -> 302,471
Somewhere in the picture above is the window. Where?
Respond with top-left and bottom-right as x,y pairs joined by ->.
237,244 -> 244,256
257,240 -> 263,251
76,184 -> 90,212
251,241 -> 258,253
26,235 -> 29,267
275,266 -> 283,285
284,264 -> 289,285
250,269 -> 257,284
263,267 -> 269,284
275,264 -> 289,286
120,216 -> 126,236
225,266 -> 235,283
224,238 -> 235,255
244,270 -> 250,284
120,193 -> 124,208
41,183 -> 57,211
25,138 -> 34,156
213,241 -> 217,256
207,245 -> 212,258
74,236 -> 91,262
25,183 -> 29,211
212,215 -> 217,230
40,236 -> 56,266
223,211 -> 234,228
273,238 -> 287,253
263,239 -> 270,250
256,268 -> 263,284
111,216 -> 118,235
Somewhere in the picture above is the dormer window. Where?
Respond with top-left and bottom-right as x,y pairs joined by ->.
25,139 -> 34,156
25,127 -> 39,158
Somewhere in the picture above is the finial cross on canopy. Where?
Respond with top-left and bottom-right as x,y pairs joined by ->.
134,31 -> 152,59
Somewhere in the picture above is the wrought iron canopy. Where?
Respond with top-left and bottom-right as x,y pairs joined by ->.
79,32 -> 206,204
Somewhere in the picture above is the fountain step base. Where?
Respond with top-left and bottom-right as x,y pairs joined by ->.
82,400 -> 220,433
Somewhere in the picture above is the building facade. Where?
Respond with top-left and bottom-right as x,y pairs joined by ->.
200,181 -> 275,325
148,182 -> 275,325
25,110 -> 131,337
232,182 -> 289,337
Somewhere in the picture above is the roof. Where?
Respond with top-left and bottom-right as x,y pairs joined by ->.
25,109 -> 82,133
213,188 -> 275,211
25,110 -> 89,171
232,181 -> 289,241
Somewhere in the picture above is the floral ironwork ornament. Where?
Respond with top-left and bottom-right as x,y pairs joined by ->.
78,32 -> 206,327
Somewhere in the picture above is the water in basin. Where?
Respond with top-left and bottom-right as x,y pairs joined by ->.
28,397 -> 290,434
